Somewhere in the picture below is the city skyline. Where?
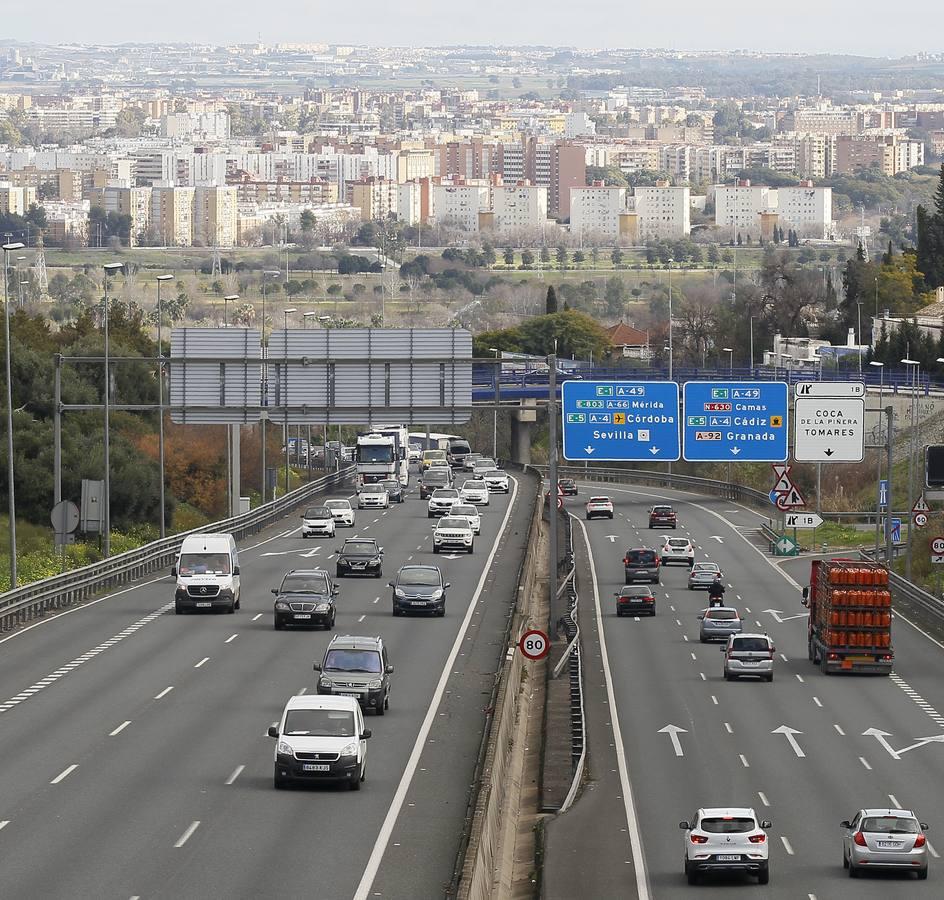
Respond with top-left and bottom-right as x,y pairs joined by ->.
3,1 -> 944,57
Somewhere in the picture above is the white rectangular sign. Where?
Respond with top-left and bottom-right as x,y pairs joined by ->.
794,398 -> 866,462
795,381 -> 865,398
785,513 -> 824,529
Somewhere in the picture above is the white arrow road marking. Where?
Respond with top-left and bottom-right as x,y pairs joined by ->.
658,724 -> 687,757
764,609 -> 809,623
710,536 -> 724,543
261,548 -> 310,557
301,546 -> 322,557
772,725 -> 806,758
863,728 -> 944,760
443,554 -> 461,560
606,535 -> 619,543
225,765 -> 244,785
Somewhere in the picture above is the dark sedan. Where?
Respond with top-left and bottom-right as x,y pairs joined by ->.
558,478 -> 578,496
615,585 -> 656,617
273,569 -> 339,629
390,565 -> 449,617
336,539 -> 384,578
381,479 -> 405,503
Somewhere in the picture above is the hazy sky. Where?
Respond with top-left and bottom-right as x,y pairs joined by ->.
5,1 -> 944,57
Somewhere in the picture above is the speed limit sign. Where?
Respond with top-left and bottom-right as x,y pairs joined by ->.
519,629 -> 549,661
915,513 -> 929,528
931,536 -> 944,564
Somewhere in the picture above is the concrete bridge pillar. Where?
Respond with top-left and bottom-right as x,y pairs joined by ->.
510,400 -> 536,465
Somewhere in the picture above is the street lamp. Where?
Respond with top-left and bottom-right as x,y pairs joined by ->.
902,356 -> 920,581
282,307 -> 297,331
281,308 -> 297,497
102,262 -> 124,556
155,274 -> 174,539
302,311 -> 318,328
667,257 -> 674,383
260,270 -> 280,503
489,347 -> 500,459
870,360 -> 886,556
856,300 -> 864,375
722,347 -> 734,375
223,294 -> 238,327
3,240 -> 25,587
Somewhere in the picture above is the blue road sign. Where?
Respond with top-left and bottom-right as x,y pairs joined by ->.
879,479 -> 889,510
561,380 -> 680,461
889,517 -> 902,544
682,381 -> 789,462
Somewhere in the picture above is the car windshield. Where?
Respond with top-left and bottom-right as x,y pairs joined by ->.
731,638 -> 770,652
361,485 -> 385,494
626,550 -> 656,565
707,609 -> 739,620
280,575 -> 329,594
283,708 -> 355,738
438,518 -> 468,529
464,481 -> 486,489
177,552 -> 231,576
323,649 -> 382,674
700,817 -> 756,834
861,817 -> 921,834
693,564 -> 719,573
304,507 -> 331,519
325,500 -> 350,510
475,458 -> 495,467
433,489 -> 459,497
589,497 -> 610,504
653,506 -> 673,514
621,588 -> 652,597
381,481 -> 399,491
343,542 -> 378,554
424,451 -> 446,461
451,505 -> 477,516
667,539 -> 689,548
449,441 -> 471,454
400,568 -> 441,586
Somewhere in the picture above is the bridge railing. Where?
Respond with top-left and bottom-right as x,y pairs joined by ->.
0,465 -> 355,633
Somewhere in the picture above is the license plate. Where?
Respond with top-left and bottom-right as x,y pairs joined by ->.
302,764 -> 330,772
196,601 -> 212,607
294,614 -> 311,619
877,841 -> 902,849
741,660 -> 759,666
630,598 -> 647,603
410,600 -> 426,606
339,692 -> 360,698
716,854 -> 740,861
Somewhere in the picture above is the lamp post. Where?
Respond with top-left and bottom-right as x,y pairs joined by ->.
857,300 -> 864,375
489,347 -> 500,459
749,315 -> 754,372
870,360 -> 885,557
902,356 -> 919,580
223,293 -> 238,327
722,347 -> 734,375
282,308 -> 297,497
15,256 -> 25,307
102,262 -> 124,556
303,311 -> 318,328
667,257 -> 674,383
155,274 -> 174,538
3,240 -> 25,587
260,270 -> 280,503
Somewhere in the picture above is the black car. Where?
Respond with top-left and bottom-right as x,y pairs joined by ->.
558,478 -> 578,496
272,569 -> 339,630
615,585 -> 656,617
336,539 -> 384,578
420,470 -> 450,499
389,565 -> 449,617
380,479 -> 405,503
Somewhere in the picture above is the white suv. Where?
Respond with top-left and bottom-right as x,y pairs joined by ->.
680,807 -> 771,885
660,536 -> 694,566
459,479 -> 490,505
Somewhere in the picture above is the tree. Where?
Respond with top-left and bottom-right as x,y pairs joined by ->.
300,209 -> 317,233
540,246 -> 551,265
556,245 -> 568,270
572,250 -> 585,265
611,247 -> 624,266
545,285 -> 559,315
503,247 -> 515,266
707,244 -> 720,265
604,277 -> 627,315
916,164 -> 944,289
482,242 -> 496,268
520,249 -> 535,268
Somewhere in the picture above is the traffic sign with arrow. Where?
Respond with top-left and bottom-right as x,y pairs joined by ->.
772,534 -> 799,556
776,485 -> 806,510
784,512 -> 823,529
931,536 -> 944,565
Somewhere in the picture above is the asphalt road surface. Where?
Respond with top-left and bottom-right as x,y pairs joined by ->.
0,469 -> 536,900
560,480 -> 944,898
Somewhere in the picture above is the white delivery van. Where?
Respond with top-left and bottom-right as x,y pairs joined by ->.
173,533 -> 240,614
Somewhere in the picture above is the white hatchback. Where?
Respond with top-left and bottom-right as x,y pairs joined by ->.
660,535 -> 694,566
323,499 -> 355,527
357,485 -> 390,509
482,468 -> 510,493
459,479 -> 490,505
449,503 -> 481,535
680,807 -> 771,885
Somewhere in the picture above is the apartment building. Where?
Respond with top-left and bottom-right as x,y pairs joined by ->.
86,185 -> 152,245
428,181 -> 490,231
347,176 -> 399,221
42,200 -> 90,247
796,134 -> 835,179
229,175 -> 338,206
396,148 -> 434,182
570,183 -> 627,239
777,183 -> 833,239
397,180 -> 422,226
632,184 -> 691,241
150,186 -> 195,246
834,134 -> 924,176
488,183 -> 548,231
0,182 -> 36,216
193,185 -> 238,247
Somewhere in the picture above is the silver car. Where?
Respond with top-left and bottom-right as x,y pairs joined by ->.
699,607 -> 743,643
842,809 -> 929,879
722,634 -> 775,682
689,562 -> 722,590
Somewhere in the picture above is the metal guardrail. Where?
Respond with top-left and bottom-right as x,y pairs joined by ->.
858,548 -> 944,626
0,465 -> 355,633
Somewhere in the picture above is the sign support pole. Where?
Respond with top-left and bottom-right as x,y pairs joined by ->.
885,406 -> 894,566
548,353 -> 558,612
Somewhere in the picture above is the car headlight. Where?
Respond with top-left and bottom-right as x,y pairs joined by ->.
315,603 -> 330,612
275,601 -> 289,610
367,679 -> 383,689
339,742 -> 358,757
395,588 -> 407,598
431,589 -> 443,600
277,741 -> 294,755
319,677 -> 333,688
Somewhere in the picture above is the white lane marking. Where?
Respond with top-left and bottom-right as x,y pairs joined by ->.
780,653 -> 788,662
225,765 -> 245,785
781,836 -> 795,855
739,754 -> 750,768
51,764 -> 78,784
154,686 -> 174,700
690,652 -> 697,661
358,615 -> 366,623
889,794 -> 902,808
224,634 -> 238,644
699,672 -> 706,681
796,674 -> 805,683
890,673 -> 944,728
928,841 -> 941,859
682,635 -> 689,642
353,479 -> 524,900
859,757 -> 872,770
675,619 -> 682,627
174,821 -> 200,848
252,613 -> 263,621
109,721 -> 131,736
834,724 -> 846,735
758,791 -> 770,807
813,697 -> 823,707
711,695 -> 718,705
724,722 -> 734,734
194,657 -> 210,668
0,820 -> 8,830
0,601 -> 174,715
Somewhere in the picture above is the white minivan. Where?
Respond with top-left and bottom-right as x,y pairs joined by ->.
268,695 -> 370,790
173,533 -> 240,614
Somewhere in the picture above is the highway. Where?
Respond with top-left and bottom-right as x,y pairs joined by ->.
561,480 -> 944,897
0,468 -> 536,899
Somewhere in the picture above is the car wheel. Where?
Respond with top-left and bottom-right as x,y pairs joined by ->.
766,673 -> 774,683
349,768 -> 362,791
392,605 -> 401,617
274,619 -> 283,630
848,861 -> 859,878
917,866 -> 928,880
609,513 -> 613,519
724,671 -> 733,681
274,769 -> 287,790
327,612 -> 335,631
336,569 -> 344,578
227,601 -> 236,614
650,606 -> 656,616
375,699 -> 385,716
235,596 -> 241,610
433,545 -> 440,553
384,695 -> 389,710
686,864 -> 698,885
468,543 -> 474,554
700,636 -> 707,644
842,850 -> 849,869
757,863 -> 769,885
175,601 -> 184,614
687,585 -> 693,591
375,569 -> 382,578
616,609 -> 623,617
436,607 -> 446,617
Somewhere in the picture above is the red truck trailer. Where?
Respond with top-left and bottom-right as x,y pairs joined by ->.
802,558 -> 893,675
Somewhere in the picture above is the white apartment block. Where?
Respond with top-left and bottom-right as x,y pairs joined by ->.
397,181 -> 422,226
564,112 -> 596,139
570,184 -> 627,239
193,185 -> 238,248
895,140 -> 925,171
632,185 -> 691,241
428,182 -> 490,231
713,183 -> 775,237
490,183 -> 548,231
776,184 -> 833,239
660,145 -> 694,182
150,186 -> 195,246
0,182 -> 36,216
88,185 -> 152,245
160,112 -> 231,142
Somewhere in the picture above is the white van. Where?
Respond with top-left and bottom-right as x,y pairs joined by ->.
173,533 -> 240,614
